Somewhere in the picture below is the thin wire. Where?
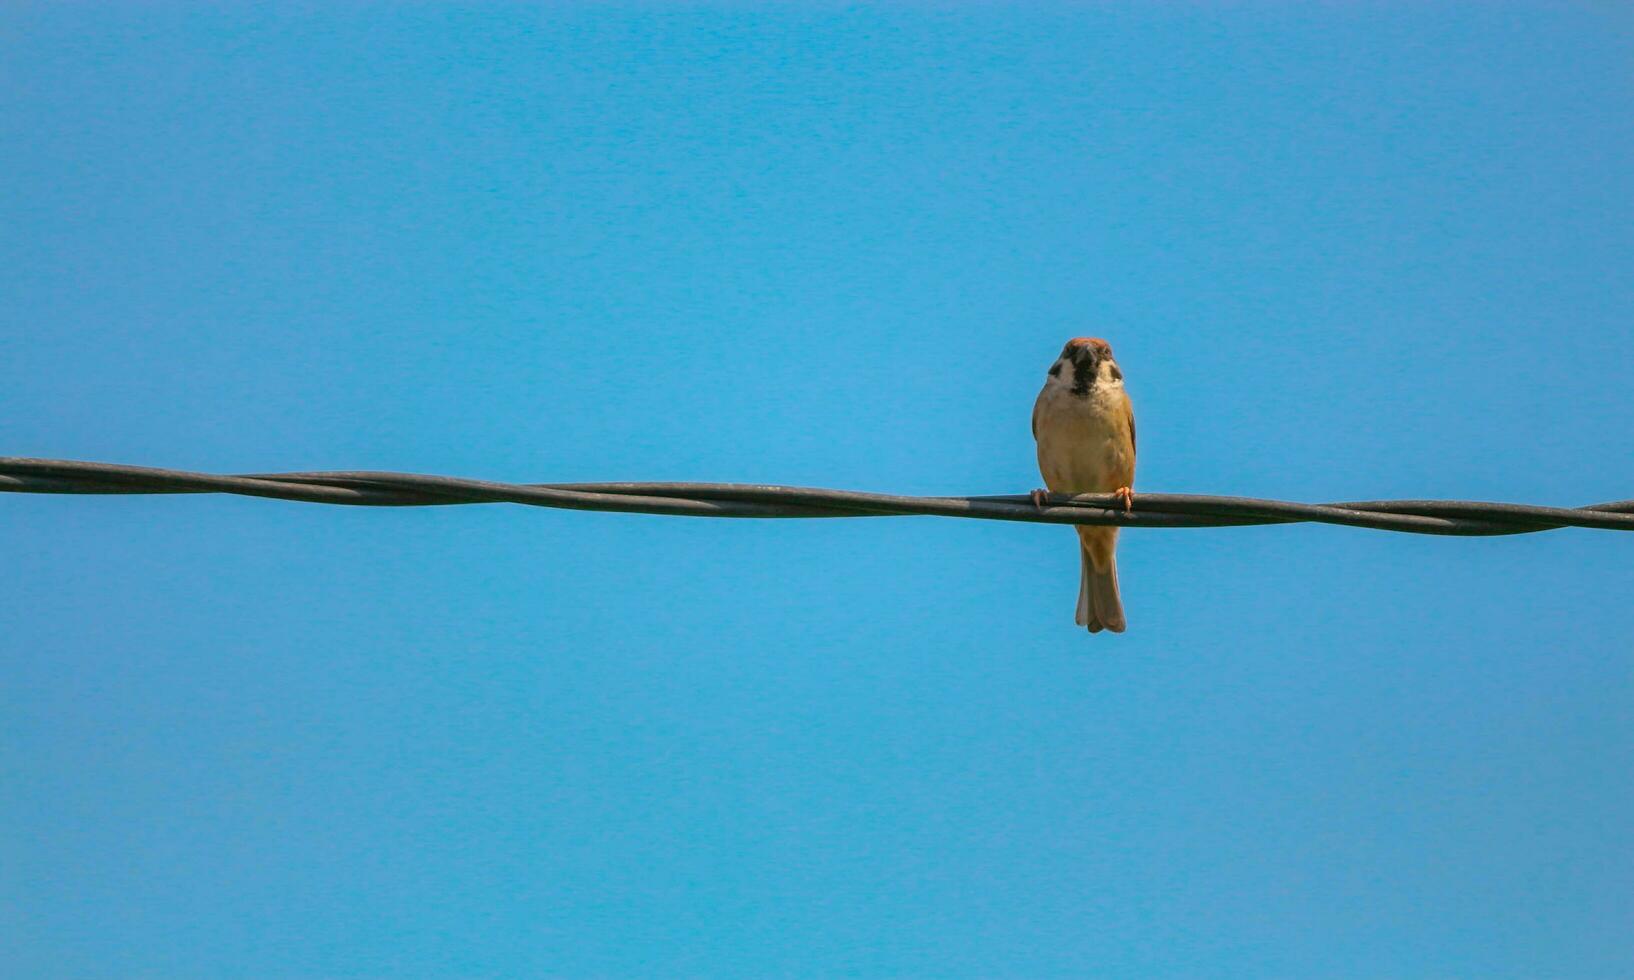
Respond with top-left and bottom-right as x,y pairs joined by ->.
4,457 -> 1633,536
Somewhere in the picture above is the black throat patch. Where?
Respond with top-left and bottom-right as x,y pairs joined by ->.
1069,351 -> 1097,397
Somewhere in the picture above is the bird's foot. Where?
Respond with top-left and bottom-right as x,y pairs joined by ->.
1114,486 -> 1134,512
1030,488 -> 1049,509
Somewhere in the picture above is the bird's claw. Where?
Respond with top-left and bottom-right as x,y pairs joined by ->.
1030,488 -> 1049,509
1114,486 -> 1134,512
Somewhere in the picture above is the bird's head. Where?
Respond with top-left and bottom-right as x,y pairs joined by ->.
1046,337 -> 1122,396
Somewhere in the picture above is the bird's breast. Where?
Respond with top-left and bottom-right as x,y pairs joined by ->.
1033,385 -> 1134,494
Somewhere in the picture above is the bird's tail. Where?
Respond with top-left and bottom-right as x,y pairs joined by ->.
1075,530 -> 1125,634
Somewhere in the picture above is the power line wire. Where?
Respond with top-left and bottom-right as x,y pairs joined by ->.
4,457 -> 1633,536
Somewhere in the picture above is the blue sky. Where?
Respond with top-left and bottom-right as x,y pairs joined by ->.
3,5 -> 1631,976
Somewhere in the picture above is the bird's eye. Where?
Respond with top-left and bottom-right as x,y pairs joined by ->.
1048,362 -> 1063,378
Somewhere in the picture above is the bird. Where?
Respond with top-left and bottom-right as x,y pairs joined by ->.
1031,337 -> 1136,633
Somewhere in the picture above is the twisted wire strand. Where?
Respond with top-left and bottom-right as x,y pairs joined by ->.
4,457 -> 1633,537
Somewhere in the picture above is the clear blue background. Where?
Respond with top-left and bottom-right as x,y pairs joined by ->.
4,5 -> 1631,977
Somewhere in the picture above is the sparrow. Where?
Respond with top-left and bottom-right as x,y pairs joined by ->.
1031,337 -> 1136,633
